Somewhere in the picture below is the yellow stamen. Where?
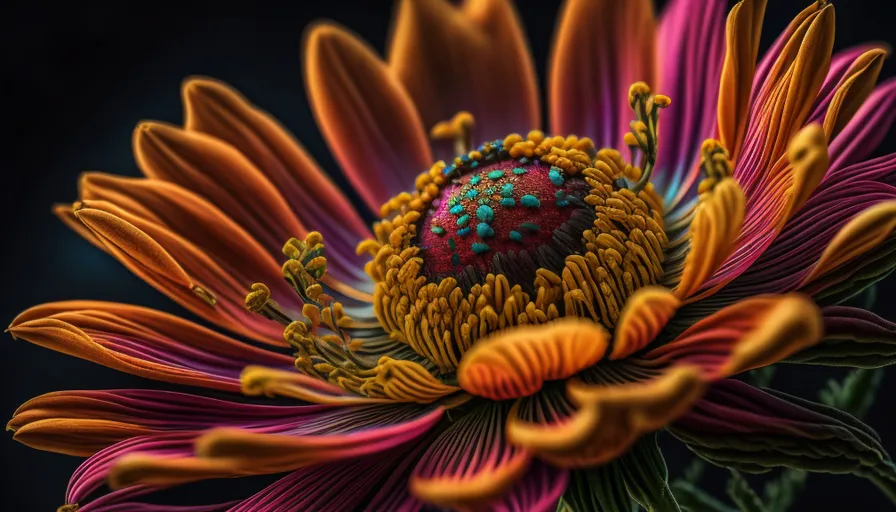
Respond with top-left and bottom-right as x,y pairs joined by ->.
430,111 -> 475,156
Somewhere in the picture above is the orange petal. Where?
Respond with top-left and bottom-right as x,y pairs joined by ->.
109,455 -> 242,489
800,201 -> 896,287
506,365 -> 705,467
240,365 -> 389,406
822,48 -> 887,140
387,0 -> 539,152
52,203 -> 106,254
611,286 -> 680,360
305,22 -> 431,212
10,418 -> 153,457
72,199 -> 284,344
644,294 -> 823,378
133,121 -> 305,256
717,0 -> 767,163
457,319 -> 609,400
181,77 -> 372,283
550,0 -> 656,149
674,178 -> 745,300
8,301 -> 292,391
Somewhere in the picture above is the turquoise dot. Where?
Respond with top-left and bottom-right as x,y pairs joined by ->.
465,189 -> 479,200
457,214 -> 470,226
510,230 -> 523,242
470,175 -> 482,185
450,204 -> 464,215
457,227 -> 472,236
477,223 -> 495,238
500,197 -> 515,207
448,238 -> 456,250
472,242 -> 491,254
557,200 -> 569,207
549,168 -> 565,186
512,167 -> 528,175
521,222 -> 540,231
500,183 -> 514,197
476,205 -> 495,223
521,195 -> 540,208
431,226 -> 445,236
451,253 -> 461,266
487,170 -> 505,180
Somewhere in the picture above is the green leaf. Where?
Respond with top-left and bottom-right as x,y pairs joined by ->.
818,368 -> 884,420
682,459 -> 705,484
763,469 -> 806,512
726,470 -> 766,512
670,480 -> 736,512
618,434 -> 681,512
748,366 -> 776,388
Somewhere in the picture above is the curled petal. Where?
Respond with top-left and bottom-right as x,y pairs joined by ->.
305,22 -> 431,212
811,47 -> 888,140
181,77 -> 372,285
506,365 -> 706,467
717,0 -> 767,163
674,178 -> 745,300
645,294 -> 823,378
787,306 -> 896,367
373,357 -> 460,403
8,301 -> 291,392
133,122 -> 304,256
800,201 -> 896,288
411,402 -> 531,509
550,0 -> 655,149
387,0 -> 539,149
457,318 -> 609,400
612,286 -> 680,360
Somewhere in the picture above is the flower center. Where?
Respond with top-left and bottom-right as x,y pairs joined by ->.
417,159 -> 593,288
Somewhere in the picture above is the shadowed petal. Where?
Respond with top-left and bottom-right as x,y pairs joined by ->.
411,402 -> 530,510
717,0 -> 767,163
133,122 -> 305,257
787,306 -> 896,367
8,301 -> 292,392
304,22 -> 432,212
549,0 -> 656,149
645,294 -> 823,378
387,0 -> 539,155
181,77 -> 372,285
653,0 -> 726,209
69,200 -> 285,343
612,286 -> 680,360
457,318 -> 609,400
483,461 -> 568,512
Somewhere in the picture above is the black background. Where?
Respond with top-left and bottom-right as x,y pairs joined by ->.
3,0 -> 896,509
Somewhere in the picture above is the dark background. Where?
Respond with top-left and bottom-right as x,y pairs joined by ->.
2,0 -> 896,510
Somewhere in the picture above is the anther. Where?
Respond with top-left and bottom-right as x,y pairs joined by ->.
191,285 -> 217,306
431,111 -> 476,156
244,282 -> 293,325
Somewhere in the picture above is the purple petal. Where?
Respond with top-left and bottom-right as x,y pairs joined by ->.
829,78 -> 896,172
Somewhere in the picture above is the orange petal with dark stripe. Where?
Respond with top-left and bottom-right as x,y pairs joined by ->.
506,365 -> 706,467
822,48 -> 887,140
10,418 -> 153,457
457,318 -> 609,400
717,0 -> 767,163
550,0 -> 656,149
611,286 -> 680,360
133,121 -> 305,256
8,301 -> 292,391
71,199 -> 284,343
305,22 -> 431,212
387,0 -> 539,151
181,77 -> 372,284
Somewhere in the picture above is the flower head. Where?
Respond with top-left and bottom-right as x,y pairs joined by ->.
9,0 -> 896,510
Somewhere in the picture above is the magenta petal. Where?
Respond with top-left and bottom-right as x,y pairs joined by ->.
484,461 -> 569,512
653,0 -> 726,211
78,487 -> 236,512
829,78 -> 896,172
806,45 -> 881,126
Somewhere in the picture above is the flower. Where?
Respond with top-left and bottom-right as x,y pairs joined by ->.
8,0 -> 896,510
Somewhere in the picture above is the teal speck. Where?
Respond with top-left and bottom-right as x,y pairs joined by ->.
431,226 -> 445,236
521,222 -> 540,231
476,205 -> 495,223
465,189 -> 479,200
510,230 -> 523,242
500,183 -> 514,197
477,223 -> 495,238
457,214 -> 470,226
450,204 -> 464,215
500,197 -> 515,207
448,238 -> 456,250
549,168 -> 564,186
451,253 -> 461,266
521,195 -> 540,208
487,170 -> 505,180
512,167 -> 527,175
471,242 -> 491,254
457,227 -> 472,236
470,175 -> 482,185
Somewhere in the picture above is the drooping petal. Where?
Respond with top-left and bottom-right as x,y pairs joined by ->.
304,22 -> 432,212
8,301 -> 292,392
563,463 -> 635,512
456,318 -> 610,400
828,79 -> 896,172
132,122 -> 305,257
181,77 -> 372,284
10,417 -> 152,457
66,200 -> 284,343
506,365 -> 706,467
549,0 -> 656,149
109,405 -> 442,489
387,0 -> 539,152
717,0 -> 767,163
644,294 -> 823,378
411,402 -> 531,509
611,286 -> 680,360
807,46 -> 888,140
668,379 -> 896,497
787,306 -> 896,368
653,0 -> 726,209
